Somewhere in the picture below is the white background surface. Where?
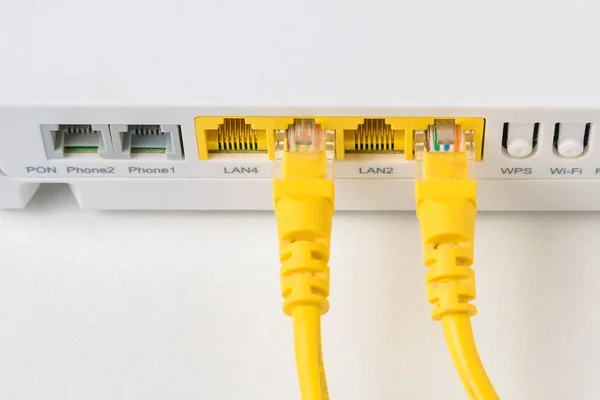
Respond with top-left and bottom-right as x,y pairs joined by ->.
0,184 -> 598,399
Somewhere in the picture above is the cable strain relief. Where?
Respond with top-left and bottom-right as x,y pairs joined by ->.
280,241 -> 330,317
431,304 -> 477,321
282,272 -> 330,316
283,295 -> 329,316
426,246 -> 477,321
281,268 -> 330,316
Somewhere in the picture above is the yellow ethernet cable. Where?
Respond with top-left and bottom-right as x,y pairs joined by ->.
273,119 -> 335,400
414,119 -> 499,400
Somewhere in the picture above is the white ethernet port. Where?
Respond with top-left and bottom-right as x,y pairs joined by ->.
110,124 -> 184,160
41,124 -> 113,159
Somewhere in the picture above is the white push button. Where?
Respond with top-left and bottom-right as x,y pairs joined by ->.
557,137 -> 583,158
507,138 -> 533,158
505,123 -> 537,158
556,123 -> 587,159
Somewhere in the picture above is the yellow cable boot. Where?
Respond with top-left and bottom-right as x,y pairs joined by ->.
273,119 -> 335,400
414,119 -> 499,400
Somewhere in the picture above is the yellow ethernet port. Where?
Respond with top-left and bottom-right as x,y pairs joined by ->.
338,117 -> 485,161
343,119 -> 405,155
194,116 -> 485,161
196,118 -> 267,159
195,117 -> 301,160
402,117 -> 485,162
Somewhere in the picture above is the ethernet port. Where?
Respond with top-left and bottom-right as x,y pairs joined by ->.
196,117 -> 307,160
206,118 -> 267,153
336,117 -> 485,161
344,119 -> 405,154
41,124 -> 112,159
110,125 -> 184,160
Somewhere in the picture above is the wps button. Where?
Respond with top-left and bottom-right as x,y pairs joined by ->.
507,138 -> 533,158
503,123 -> 538,158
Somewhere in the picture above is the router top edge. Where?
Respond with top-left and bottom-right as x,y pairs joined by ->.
1,0 -> 599,108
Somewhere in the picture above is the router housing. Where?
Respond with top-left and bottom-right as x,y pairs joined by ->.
1,0 -> 599,210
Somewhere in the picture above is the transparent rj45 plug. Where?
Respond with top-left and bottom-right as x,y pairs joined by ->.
414,119 -> 475,181
274,119 -> 335,180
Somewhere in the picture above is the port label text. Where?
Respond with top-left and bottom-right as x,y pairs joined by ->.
129,166 -> 176,174
224,166 -> 259,174
359,167 -> 394,175
500,167 -> 533,175
26,166 -> 57,174
66,166 -> 115,174
551,167 -> 583,175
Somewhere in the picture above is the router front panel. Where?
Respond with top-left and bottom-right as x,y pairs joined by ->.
0,106 -> 599,211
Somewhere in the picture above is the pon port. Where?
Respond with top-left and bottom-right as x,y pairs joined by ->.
41,124 -> 112,159
110,125 -> 184,160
